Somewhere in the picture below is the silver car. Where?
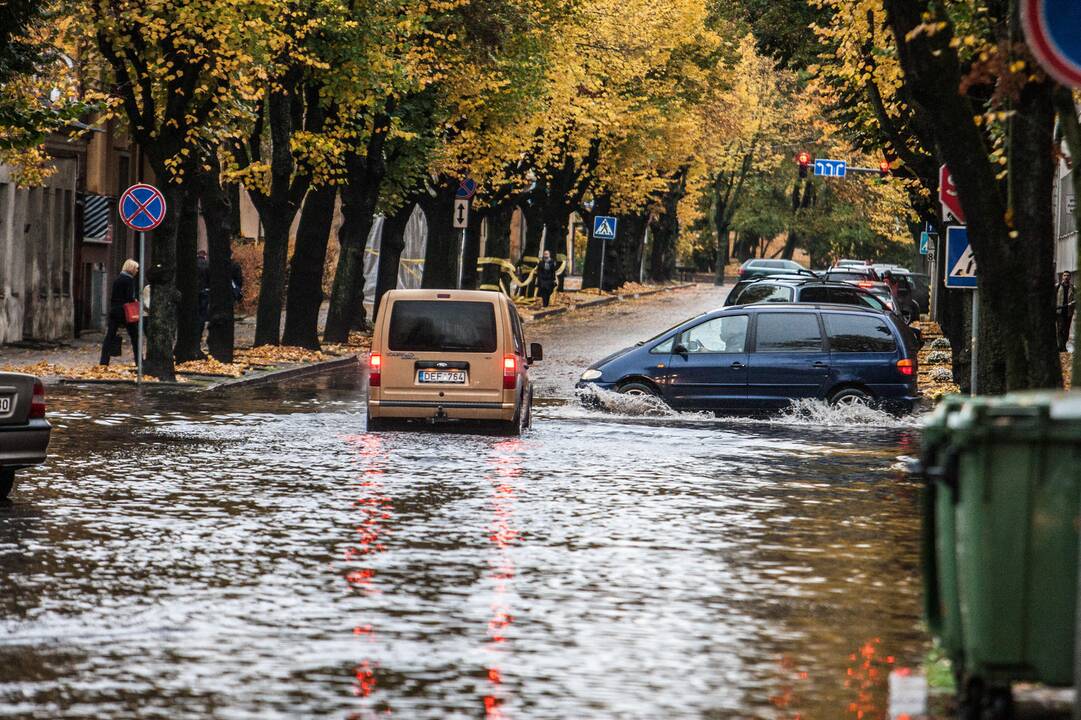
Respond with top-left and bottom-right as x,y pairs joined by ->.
0,372 -> 51,499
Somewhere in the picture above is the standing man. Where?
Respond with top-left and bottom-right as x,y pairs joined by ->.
536,250 -> 559,308
1056,271 -> 1075,352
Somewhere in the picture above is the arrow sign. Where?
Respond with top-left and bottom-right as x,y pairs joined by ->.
945,226 -> 977,289
453,198 -> 469,229
593,215 -> 617,240
813,159 -> 847,178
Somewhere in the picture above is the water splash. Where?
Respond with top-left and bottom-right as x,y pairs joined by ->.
572,383 -> 919,428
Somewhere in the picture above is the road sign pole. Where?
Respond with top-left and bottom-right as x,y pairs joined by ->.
138,231 -> 145,387
598,238 -> 606,291
457,228 -> 466,289
970,288 -> 979,395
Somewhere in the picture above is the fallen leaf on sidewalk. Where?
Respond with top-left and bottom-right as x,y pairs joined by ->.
235,345 -> 327,364
176,358 -> 248,377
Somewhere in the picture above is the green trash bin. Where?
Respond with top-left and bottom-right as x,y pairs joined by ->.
918,391 -> 1081,710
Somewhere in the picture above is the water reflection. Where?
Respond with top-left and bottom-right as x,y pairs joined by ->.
483,440 -> 522,719
0,374 -> 929,719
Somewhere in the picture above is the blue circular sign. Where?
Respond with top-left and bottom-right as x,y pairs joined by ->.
1023,0 -> 1081,88
119,183 -> 167,231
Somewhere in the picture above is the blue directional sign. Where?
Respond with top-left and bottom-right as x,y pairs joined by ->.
919,231 -> 935,255
119,183 -> 167,231
814,158 -> 847,178
1022,0 -> 1081,88
593,215 -> 617,240
945,226 -> 977,289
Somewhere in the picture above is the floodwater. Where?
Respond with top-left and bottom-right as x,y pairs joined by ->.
0,286 -> 928,719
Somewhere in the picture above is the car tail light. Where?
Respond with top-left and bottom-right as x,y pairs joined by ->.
30,379 -> 46,419
857,281 -> 875,289
897,359 -> 915,377
503,355 -> 517,390
369,353 -> 381,387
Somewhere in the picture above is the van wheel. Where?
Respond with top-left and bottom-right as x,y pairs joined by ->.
829,387 -> 873,407
618,381 -> 658,397
367,413 -> 390,432
0,469 -> 15,500
501,393 -> 527,436
523,387 -> 533,430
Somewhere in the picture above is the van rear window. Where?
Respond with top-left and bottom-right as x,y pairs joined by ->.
388,301 -> 497,353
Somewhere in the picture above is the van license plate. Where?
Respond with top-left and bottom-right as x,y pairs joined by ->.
418,370 -> 466,384
0,396 -> 10,414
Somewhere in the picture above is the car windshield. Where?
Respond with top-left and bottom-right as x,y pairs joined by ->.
638,315 -> 700,346
735,284 -> 794,304
388,300 -> 497,352
826,271 -> 872,282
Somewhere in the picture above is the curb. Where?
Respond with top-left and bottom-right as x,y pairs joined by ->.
525,283 -> 696,323
206,354 -> 359,391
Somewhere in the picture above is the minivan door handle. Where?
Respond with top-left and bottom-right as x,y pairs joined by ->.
812,361 -> 828,368
730,361 -> 745,370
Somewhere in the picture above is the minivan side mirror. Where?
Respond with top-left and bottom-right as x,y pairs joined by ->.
529,342 -> 543,363
672,342 -> 689,357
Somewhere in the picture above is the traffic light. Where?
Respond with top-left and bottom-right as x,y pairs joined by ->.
798,151 -> 811,179
879,159 -> 891,178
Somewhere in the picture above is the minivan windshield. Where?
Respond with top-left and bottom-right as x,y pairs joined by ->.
389,300 -> 497,353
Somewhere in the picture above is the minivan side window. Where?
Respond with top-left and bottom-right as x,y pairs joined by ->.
824,313 -> 897,353
679,315 -> 748,353
736,284 -> 793,304
754,313 -> 823,352
388,300 -> 498,353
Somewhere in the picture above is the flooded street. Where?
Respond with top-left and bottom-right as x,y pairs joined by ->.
0,286 -> 928,719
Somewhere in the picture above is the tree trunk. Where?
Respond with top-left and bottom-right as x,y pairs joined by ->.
144,180 -> 182,381
884,0 -> 1060,391
480,204 -> 515,290
199,157 -> 236,364
461,205 -> 483,290
173,184 -> 203,362
282,185 -> 336,349
253,211 -> 291,346
325,180 -> 379,343
419,184 -> 459,289
373,201 -> 413,324
713,223 -> 730,285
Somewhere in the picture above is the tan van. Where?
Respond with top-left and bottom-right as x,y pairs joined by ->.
366,289 -> 542,434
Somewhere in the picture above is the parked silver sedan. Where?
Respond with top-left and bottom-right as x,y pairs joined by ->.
0,372 -> 51,499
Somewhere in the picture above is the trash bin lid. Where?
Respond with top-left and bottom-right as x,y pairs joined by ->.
946,390 -> 1081,439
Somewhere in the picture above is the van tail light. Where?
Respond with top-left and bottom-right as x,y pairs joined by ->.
897,359 -> 915,377
30,379 -> 46,419
369,353 -> 382,387
503,355 -> 518,390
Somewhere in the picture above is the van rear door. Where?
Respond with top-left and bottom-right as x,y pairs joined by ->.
381,298 -> 503,403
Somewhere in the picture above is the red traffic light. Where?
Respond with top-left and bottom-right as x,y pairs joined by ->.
879,160 -> 891,177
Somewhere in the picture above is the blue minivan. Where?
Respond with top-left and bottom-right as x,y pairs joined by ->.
577,303 -> 920,413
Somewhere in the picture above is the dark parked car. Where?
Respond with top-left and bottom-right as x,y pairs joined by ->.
823,266 -> 881,283
0,372 -> 51,499
725,276 -> 889,310
738,258 -> 815,280
577,304 -> 920,414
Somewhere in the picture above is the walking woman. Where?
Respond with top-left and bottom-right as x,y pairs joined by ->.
99,259 -> 140,366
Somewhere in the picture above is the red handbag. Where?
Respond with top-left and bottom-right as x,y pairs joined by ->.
123,301 -> 140,325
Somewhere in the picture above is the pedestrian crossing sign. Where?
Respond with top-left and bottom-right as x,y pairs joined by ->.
945,226 -> 977,289
593,215 -> 617,240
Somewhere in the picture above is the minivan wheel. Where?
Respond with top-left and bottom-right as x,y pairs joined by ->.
829,387 -> 873,407
367,413 -> 391,432
617,381 -> 658,397
0,469 -> 15,500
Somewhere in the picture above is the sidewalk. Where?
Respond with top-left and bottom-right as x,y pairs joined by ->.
518,281 -> 696,322
0,313 -> 369,388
